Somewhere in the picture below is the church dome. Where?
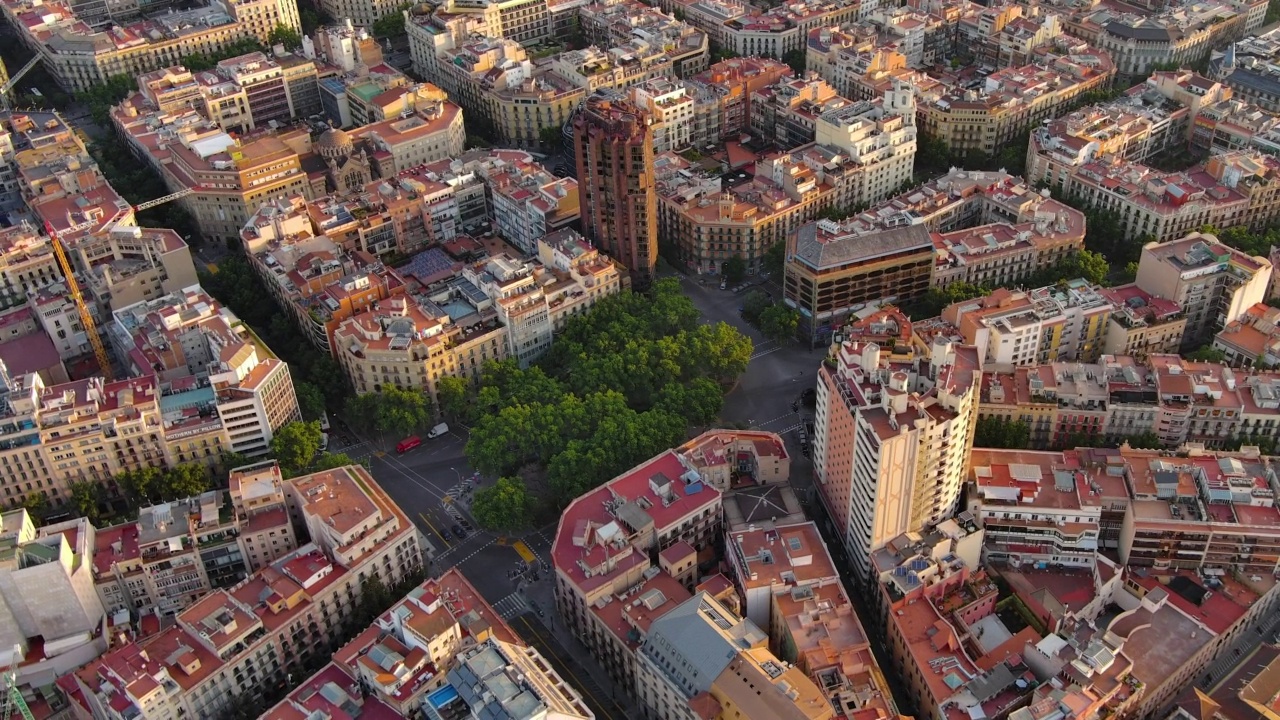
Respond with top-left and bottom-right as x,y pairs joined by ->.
315,127 -> 354,160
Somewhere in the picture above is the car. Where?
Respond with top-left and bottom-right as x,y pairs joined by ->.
451,525 -> 467,540
720,279 -> 727,290
805,420 -> 815,436
801,388 -> 817,407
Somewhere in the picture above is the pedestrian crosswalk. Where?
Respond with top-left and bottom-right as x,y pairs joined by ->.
492,591 -> 531,620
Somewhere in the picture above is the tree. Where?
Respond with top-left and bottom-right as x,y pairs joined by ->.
312,452 -> 357,471
759,304 -> 800,344
76,73 -> 137,125
266,23 -> 302,50
722,255 -> 747,284
159,464 -> 209,501
741,291 -> 772,325
372,3 -> 412,37
656,377 -> 724,426
436,376 -> 472,422
220,451 -> 251,472
371,385 -> 434,437
974,416 -> 1030,450
471,476 -> 533,531
781,49 -> 806,75
539,125 -> 561,149
68,481 -> 104,525
1186,344 -> 1227,363
20,494 -> 48,524
1124,431 -> 1164,450
1056,249 -> 1110,285
271,420 -> 324,475
357,575 -> 392,624
116,466 -> 162,508
295,378 -> 327,421
763,241 -> 785,278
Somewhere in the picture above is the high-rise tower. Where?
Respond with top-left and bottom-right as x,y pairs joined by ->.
573,91 -> 658,285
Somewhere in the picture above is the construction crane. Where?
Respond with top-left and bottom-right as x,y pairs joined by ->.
0,56 -> 46,112
0,646 -> 33,720
42,187 -> 195,381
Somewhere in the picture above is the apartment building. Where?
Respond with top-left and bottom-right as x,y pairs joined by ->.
655,150 -> 833,277
1134,232 -> 1272,347
931,202 -> 1085,289
352,99 -> 466,176
574,92 -> 658,283
0,0 -> 300,91
1211,27 -> 1280,113
940,280 -> 1114,367
688,57 -> 794,140
805,36 -> 939,103
552,446 -> 723,691
874,526 -> 1072,720
1099,283 -> 1187,360
725,522 -> 899,720
957,4 -> 1065,68
657,82 -> 917,277
110,287 -> 301,456
783,220 -> 935,346
243,198 -> 408,353
483,158 -> 580,255
812,333 -> 981,581
634,592 -> 833,720
332,288 -> 506,407
0,225 -> 59,311
112,102 -> 314,244
2,109 -> 101,209
93,492 -> 248,617
967,448 -> 1104,568
227,461 -> 297,573
918,43 -> 1116,156
749,74 -> 847,150
579,0 -> 710,78
675,429 -> 789,492
1093,0 -> 1265,79
0,511 -> 109,712
68,464 -> 424,720
715,0 -> 860,58
962,443 -> 1280,719
259,568 -> 588,720
317,0 -> 407,27
469,229 -> 622,367
1064,149 -> 1280,243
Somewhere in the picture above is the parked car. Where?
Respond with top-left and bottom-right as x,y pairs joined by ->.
720,279 -> 728,290
452,525 -> 467,539
396,436 -> 421,453
427,423 -> 449,439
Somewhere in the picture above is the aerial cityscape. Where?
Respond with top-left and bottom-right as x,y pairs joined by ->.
0,0 -> 1274,717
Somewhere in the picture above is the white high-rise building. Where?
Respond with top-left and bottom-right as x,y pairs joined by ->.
812,334 -> 981,581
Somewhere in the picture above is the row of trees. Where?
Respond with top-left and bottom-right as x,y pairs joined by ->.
740,290 -> 801,343
180,25 -> 302,72
899,249 -> 1113,320
46,416 -> 360,526
87,137 -> 202,250
973,416 -> 1165,452
199,255 -> 349,414
346,386 -> 435,440
458,280 -> 752,530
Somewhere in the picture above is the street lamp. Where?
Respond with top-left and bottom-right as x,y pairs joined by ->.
450,467 -> 462,483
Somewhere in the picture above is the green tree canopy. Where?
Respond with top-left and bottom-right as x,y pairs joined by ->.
1186,344 -> 1227,363
271,420 -> 324,475
465,280 -> 751,511
974,416 -> 1030,450
372,3 -> 412,37
722,255 -> 747,284
436,376 -> 473,423
267,23 -> 303,50
295,378 -> 327,421
763,242 -> 785,277
159,463 -> 209,500
471,476 -> 533,531
781,49 -> 805,75
759,303 -> 800,344
312,452 -> 357,472
373,385 -> 434,437
69,481 -> 103,525
740,290 -> 772,325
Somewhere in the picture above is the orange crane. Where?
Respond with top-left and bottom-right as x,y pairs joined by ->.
43,188 -> 194,381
